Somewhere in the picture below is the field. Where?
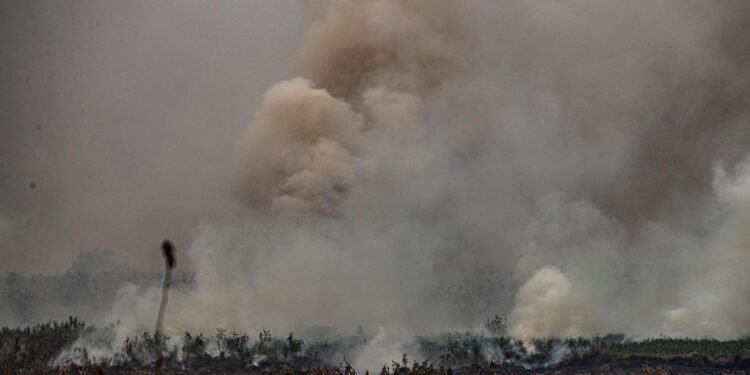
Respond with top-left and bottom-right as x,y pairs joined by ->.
3,318 -> 750,375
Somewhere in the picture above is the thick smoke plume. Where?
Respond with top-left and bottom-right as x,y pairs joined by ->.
93,0 -> 750,340
4,0 -> 750,358
210,0 -> 750,340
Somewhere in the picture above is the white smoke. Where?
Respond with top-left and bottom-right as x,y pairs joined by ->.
509,266 -> 596,338
661,157 -> 750,338
354,328 -> 419,373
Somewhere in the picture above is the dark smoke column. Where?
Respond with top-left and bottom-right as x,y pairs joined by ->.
155,239 -> 175,334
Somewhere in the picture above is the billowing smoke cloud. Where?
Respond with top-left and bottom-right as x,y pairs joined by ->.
177,0 -> 488,334
236,77 -> 364,213
178,0 -> 750,340
509,266 -> 596,339
4,0 -> 750,349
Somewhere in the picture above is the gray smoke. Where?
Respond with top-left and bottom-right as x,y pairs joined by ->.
3,0 -> 750,349
171,0 -> 750,340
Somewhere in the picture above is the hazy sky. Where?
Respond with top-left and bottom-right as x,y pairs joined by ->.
0,1 -> 303,273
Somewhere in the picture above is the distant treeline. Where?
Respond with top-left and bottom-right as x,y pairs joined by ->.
0,249 -> 193,326
0,248 -> 513,330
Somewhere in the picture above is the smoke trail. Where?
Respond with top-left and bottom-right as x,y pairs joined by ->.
155,239 -> 175,334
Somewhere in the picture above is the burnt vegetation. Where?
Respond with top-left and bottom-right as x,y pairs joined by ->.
2,318 -> 750,375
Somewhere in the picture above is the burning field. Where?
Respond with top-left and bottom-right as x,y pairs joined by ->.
2,0 -> 750,374
4,317 -> 750,374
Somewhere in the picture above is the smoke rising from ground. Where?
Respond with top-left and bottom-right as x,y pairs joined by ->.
4,0 -> 750,351
509,266 -> 596,339
212,0 -> 750,339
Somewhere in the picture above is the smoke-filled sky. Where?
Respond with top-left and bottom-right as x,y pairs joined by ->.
1,1 -> 302,273
3,0 -> 750,341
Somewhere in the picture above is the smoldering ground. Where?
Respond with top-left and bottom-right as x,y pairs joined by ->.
3,1 -> 750,369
